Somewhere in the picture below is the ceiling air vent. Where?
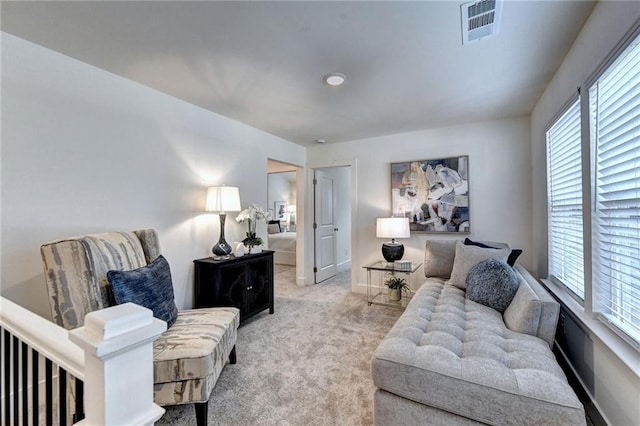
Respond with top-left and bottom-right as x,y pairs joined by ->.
461,0 -> 503,45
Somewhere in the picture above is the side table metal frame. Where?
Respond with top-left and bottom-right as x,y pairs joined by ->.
363,260 -> 422,309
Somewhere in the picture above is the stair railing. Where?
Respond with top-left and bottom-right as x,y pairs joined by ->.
0,297 -> 166,425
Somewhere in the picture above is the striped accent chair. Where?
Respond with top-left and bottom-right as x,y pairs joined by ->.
40,229 -> 239,426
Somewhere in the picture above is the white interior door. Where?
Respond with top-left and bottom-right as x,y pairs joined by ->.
314,169 -> 337,283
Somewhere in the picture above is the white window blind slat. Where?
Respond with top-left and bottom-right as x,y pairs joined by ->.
598,131 -> 640,156
547,98 -> 584,300
598,47 -> 640,98
598,45 -> 640,86
597,82 -> 640,119
597,167 -> 640,186
591,33 -> 640,347
599,285 -> 640,301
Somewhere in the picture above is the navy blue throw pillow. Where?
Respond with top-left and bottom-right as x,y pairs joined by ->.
107,255 -> 178,328
463,237 -> 495,250
465,258 -> 519,313
464,238 -> 523,267
507,249 -> 523,267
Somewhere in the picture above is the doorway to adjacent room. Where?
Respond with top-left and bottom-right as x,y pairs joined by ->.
267,159 -> 302,281
313,166 -> 351,284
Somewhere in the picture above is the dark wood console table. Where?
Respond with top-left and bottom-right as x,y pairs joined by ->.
193,251 -> 274,324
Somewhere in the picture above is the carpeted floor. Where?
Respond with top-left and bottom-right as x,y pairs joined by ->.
157,265 -> 402,425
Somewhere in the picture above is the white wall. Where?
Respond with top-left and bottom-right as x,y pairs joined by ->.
1,33 -> 306,319
530,2 -> 640,425
307,117 -> 532,293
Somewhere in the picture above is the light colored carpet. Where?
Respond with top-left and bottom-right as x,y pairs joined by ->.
156,265 -> 402,426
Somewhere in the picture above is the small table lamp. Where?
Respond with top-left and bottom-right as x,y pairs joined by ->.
206,185 -> 241,259
376,217 -> 410,262
287,205 -> 296,226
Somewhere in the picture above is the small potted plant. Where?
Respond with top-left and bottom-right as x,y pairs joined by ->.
385,275 -> 409,301
236,204 -> 271,254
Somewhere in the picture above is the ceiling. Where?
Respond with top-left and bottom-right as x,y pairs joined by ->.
1,1 -> 596,146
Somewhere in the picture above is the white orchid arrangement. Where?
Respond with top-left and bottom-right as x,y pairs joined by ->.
236,204 -> 271,247
236,204 -> 271,223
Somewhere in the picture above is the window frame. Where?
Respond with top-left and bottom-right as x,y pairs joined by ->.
544,19 -> 640,361
588,32 -> 640,350
545,95 -> 585,303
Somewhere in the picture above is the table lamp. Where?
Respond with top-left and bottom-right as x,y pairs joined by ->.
376,217 -> 410,262
287,205 -> 296,226
206,185 -> 241,259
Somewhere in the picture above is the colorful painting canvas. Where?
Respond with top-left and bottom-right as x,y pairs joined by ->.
391,156 -> 470,233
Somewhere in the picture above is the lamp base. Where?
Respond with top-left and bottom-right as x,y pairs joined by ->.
212,254 -> 231,261
212,240 -> 232,257
382,241 -> 404,262
212,213 -> 232,258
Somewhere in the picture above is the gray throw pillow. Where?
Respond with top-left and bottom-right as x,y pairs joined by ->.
424,240 -> 457,278
465,258 -> 519,313
267,223 -> 281,234
107,255 -> 179,328
447,241 -> 510,289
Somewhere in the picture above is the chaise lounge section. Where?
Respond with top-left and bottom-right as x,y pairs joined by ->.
372,240 -> 585,425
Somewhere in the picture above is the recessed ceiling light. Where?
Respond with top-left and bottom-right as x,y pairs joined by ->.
323,73 -> 346,86
315,139 -> 326,144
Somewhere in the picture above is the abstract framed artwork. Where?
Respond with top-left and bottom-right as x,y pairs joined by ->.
391,156 -> 470,233
274,201 -> 287,220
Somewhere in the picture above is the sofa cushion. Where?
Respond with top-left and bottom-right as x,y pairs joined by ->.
504,266 -> 560,348
372,279 -> 585,425
448,241 -> 509,289
153,307 -> 239,404
108,255 -> 179,328
466,259 -> 519,313
424,240 -> 457,278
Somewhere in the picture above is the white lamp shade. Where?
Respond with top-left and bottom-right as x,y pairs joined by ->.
376,217 -> 410,239
205,186 -> 241,213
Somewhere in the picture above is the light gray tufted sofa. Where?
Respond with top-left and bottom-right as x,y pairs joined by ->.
372,240 -> 585,425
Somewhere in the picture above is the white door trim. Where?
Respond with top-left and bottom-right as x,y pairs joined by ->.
307,159 -> 357,291
313,169 -> 337,283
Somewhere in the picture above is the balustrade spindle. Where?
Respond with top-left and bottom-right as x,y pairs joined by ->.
45,358 -> 53,426
0,326 -> 4,425
4,329 -> 11,426
13,335 -> 19,426
32,348 -> 39,426
59,367 -> 67,425
21,342 -> 28,426
73,377 -> 84,423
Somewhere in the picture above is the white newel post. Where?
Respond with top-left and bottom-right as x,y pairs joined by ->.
70,303 -> 167,426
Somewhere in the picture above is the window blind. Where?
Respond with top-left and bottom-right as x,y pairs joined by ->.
546,99 -> 584,299
590,33 -> 640,346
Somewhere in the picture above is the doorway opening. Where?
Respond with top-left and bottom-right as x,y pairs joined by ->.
313,166 -> 352,284
267,159 -> 302,283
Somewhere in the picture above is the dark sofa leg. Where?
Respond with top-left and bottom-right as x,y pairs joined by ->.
195,402 -> 208,426
229,345 -> 237,364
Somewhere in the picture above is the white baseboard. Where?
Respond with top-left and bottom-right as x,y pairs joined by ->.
337,259 -> 351,271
